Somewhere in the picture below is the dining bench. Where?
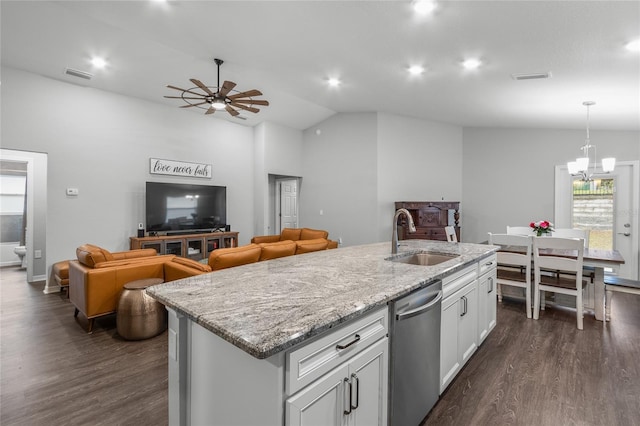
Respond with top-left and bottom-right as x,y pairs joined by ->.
604,275 -> 640,321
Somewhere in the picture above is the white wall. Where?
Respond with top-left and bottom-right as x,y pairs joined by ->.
300,112 -> 464,246
1,67 -> 256,279
253,121 -> 303,236
377,113 -> 463,242
462,127 -> 640,243
301,113 -> 379,246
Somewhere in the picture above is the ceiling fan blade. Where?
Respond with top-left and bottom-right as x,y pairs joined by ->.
232,99 -> 270,106
225,105 -> 240,117
180,102 -> 209,108
218,81 -> 237,98
230,102 -> 259,114
228,89 -> 262,100
164,96 -> 205,100
167,85 -> 204,97
190,79 -> 216,97
205,107 -> 216,115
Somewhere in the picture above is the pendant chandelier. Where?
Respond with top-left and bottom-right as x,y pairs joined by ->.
567,101 -> 615,181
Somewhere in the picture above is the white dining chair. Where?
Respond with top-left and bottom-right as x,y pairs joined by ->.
489,233 -> 533,318
445,226 -> 457,242
506,226 -> 534,236
552,228 -> 589,248
532,237 -> 587,329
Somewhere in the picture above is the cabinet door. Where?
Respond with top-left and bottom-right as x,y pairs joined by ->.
348,338 -> 388,426
440,294 -> 461,393
458,282 -> 478,365
478,270 -> 497,344
286,364 -> 348,426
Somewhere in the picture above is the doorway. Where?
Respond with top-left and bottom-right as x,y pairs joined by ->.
275,178 -> 299,233
555,161 -> 639,279
0,149 -> 47,284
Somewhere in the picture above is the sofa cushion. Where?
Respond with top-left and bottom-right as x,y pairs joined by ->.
281,228 -> 302,241
209,244 -> 262,271
171,256 -> 212,272
259,240 -> 297,261
76,244 -> 115,268
295,238 -> 329,254
251,235 -> 282,244
300,228 -> 329,240
53,260 -> 70,286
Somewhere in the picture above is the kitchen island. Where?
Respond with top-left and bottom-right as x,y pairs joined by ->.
147,240 -> 497,426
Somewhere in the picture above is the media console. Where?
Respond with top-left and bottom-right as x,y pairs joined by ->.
130,231 -> 238,262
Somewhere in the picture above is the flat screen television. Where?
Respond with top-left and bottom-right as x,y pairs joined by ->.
145,182 -> 227,234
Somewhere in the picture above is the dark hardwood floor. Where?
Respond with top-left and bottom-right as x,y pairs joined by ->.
425,289 -> 640,426
1,265 -> 639,426
0,266 -> 168,426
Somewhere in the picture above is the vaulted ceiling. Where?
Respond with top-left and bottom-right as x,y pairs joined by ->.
2,1 -> 639,131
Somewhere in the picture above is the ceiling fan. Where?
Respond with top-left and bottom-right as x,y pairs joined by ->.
165,58 -> 269,117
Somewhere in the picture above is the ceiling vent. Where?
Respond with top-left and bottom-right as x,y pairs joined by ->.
511,72 -> 552,80
64,68 -> 93,80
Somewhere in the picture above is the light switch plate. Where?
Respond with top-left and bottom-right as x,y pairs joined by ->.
66,187 -> 79,196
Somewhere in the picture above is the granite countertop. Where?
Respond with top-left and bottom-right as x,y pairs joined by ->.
147,240 -> 498,359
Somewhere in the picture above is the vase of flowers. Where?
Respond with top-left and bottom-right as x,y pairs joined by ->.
530,220 -> 553,236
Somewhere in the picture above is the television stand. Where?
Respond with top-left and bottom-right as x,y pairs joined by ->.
130,231 -> 239,262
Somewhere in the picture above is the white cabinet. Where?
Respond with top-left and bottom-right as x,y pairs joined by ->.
286,336 -> 388,426
286,307 -> 388,426
478,255 -> 497,345
440,264 -> 479,394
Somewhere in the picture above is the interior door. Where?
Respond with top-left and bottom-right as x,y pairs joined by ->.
555,161 -> 639,279
277,179 -> 298,232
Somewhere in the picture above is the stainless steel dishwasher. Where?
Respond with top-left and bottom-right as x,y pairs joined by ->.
389,280 -> 443,426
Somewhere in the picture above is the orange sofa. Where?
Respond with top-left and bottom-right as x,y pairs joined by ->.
208,237 -> 335,271
251,227 -> 339,249
69,244 -> 211,332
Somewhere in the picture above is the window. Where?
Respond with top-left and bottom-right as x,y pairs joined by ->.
571,178 -> 613,250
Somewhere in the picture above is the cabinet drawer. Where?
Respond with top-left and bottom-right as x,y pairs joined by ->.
429,228 -> 447,240
479,254 -> 497,276
442,263 -> 477,300
286,306 -> 388,396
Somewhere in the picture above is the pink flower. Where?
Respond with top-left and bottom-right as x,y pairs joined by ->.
529,222 -> 535,228
541,221 -> 549,229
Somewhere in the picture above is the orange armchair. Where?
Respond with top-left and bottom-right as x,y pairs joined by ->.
69,244 -> 211,332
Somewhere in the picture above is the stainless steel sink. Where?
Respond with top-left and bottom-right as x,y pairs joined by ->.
389,252 -> 459,266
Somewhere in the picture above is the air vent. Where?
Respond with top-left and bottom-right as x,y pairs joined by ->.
64,68 -> 93,80
511,72 -> 552,80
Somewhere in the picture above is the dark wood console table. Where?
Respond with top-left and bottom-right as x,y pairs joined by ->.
395,201 -> 460,242
130,231 -> 238,262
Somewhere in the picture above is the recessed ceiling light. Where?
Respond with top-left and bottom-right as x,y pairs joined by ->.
90,57 -> 107,69
408,65 -> 425,75
626,39 -> 640,52
327,78 -> 341,87
462,58 -> 482,70
413,0 -> 437,15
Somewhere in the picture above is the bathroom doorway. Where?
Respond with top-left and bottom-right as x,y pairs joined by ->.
0,149 -> 47,284
0,161 -> 27,268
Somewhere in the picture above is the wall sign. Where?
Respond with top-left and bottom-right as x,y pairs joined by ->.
149,158 -> 212,179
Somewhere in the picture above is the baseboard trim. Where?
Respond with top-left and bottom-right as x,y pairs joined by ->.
42,279 -> 59,294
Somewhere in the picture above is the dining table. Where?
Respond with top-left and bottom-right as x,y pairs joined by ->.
494,244 -> 625,321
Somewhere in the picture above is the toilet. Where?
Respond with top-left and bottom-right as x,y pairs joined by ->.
14,246 -> 27,268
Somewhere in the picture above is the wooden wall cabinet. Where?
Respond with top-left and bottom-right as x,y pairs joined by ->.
394,201 -> 460,242
130,232 -> 238,262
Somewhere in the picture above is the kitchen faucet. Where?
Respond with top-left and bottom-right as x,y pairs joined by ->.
392,208 -> 416,254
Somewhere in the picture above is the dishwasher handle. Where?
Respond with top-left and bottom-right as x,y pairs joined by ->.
396,290 -> 443,321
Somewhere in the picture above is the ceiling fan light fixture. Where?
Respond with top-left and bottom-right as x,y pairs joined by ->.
166,57 -> 268,118
211,98 -> 226,110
